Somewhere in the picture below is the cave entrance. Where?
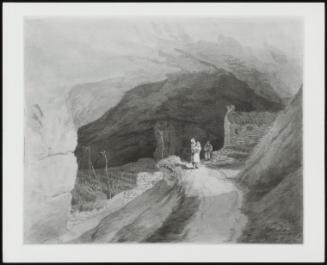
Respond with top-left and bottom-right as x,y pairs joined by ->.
71,127 -> 157,212
211,137 -> 224,151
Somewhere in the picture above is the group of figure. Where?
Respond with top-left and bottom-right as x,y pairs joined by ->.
190,138 -> 213,169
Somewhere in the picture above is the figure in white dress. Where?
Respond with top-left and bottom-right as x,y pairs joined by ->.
190,138 -> 196,168
193,141 -> 202,169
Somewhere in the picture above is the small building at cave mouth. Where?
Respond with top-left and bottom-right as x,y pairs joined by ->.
223,105 -> 277,149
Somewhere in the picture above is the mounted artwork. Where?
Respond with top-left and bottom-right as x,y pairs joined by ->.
23,16 -> 304,245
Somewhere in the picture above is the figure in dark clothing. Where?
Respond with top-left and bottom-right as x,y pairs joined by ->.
204,141 -> 213,161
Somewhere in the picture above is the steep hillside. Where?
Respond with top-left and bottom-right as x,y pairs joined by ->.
75,70 -> 282,169
237,87 -> 303,243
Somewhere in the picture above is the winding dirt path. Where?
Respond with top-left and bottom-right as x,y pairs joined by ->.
178,166 -> 247,243
71,164 -> 247,243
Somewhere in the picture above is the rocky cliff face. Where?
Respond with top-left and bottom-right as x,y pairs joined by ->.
237,87 -> 303,243
68,34 -> 302,129
68,61 -> 179,128
75,70 -> 282,169
24,96 -> 77,243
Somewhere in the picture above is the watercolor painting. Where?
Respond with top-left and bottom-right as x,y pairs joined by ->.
24,17 -> 303,244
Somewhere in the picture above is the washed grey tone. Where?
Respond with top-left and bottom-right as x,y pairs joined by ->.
24,17 -> 303,244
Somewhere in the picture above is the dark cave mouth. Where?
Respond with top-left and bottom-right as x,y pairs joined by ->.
71,121 -> 224,210
75,123 -> 225,170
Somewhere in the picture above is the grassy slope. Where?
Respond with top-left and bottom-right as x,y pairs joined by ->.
71,158 -> 156,212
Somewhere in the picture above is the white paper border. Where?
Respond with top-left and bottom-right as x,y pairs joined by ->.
3,3 -> 325,262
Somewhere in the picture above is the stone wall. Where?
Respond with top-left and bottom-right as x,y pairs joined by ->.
228,123 -> 272,147
223,106 -> 275,149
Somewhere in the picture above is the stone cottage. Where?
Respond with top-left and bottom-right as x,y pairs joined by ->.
223,105 -> 277,149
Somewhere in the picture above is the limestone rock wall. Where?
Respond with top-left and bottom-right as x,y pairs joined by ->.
24,96 -> 78,243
